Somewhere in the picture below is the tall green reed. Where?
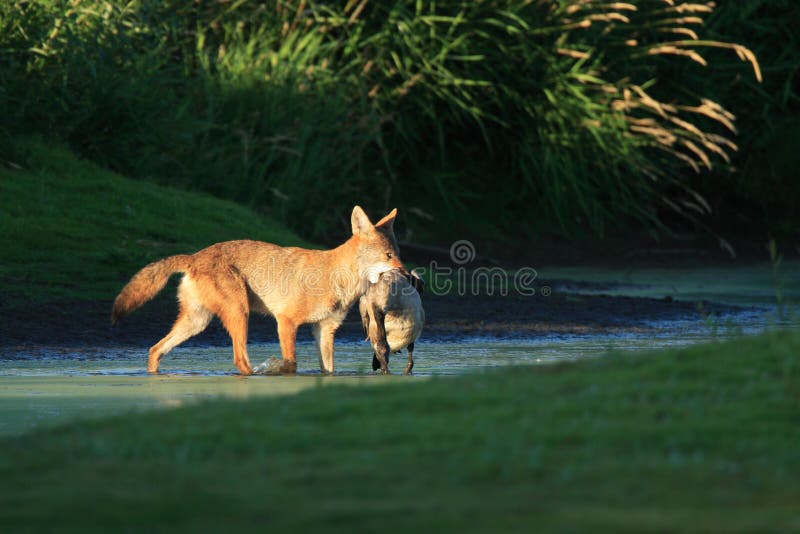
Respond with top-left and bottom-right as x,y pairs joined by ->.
0,1 -> 770,241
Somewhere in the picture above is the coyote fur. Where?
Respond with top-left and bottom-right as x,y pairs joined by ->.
111,206 -> 404,375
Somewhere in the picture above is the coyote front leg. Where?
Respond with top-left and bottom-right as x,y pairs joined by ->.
277,316 -> 298,374
313,320 -> 339,374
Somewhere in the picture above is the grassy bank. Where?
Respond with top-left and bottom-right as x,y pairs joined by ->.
0,139 -> 309,303
1,329 -> 798,531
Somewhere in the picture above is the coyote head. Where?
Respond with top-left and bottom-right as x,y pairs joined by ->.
351,205 -> 405,284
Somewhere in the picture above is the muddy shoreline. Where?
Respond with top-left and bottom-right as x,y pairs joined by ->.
0,281 -> 745,354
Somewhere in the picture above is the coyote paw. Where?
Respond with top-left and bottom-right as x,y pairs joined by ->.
280,360 -> 298,374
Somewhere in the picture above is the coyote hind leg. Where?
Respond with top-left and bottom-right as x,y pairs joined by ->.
148,289 -> 212,373
217,307 -> 251,375
194,269 -> 253,375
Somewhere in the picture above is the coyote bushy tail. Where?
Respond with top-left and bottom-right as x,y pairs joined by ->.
111,254 -> 191,325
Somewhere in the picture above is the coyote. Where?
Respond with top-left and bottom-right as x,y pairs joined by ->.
359,269 -> 424,375
112,206 -> 405,375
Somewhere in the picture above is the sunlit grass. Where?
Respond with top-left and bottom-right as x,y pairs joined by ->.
0,328 -> 798,530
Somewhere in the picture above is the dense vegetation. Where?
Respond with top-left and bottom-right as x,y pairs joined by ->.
703,2 -> 800,235
1,328 -> 799,530
1,1 -> 796,242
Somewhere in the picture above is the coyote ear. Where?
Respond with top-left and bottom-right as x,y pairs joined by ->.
375,208 -> 397,230
351,205 -> 374,235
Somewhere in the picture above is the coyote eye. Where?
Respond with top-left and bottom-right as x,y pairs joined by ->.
386,252 -> 393,259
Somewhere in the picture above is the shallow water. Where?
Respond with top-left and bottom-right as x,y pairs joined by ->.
1,262 -> 797,436
1,308 -> 791,437
540,260 -> 800,305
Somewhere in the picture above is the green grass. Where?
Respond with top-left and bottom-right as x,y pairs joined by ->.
0,139 -> 311,302
1,329 -> 798,531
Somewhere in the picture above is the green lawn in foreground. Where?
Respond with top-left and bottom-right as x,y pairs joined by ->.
0,138 -> 310,302
1,329 -> 798,531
